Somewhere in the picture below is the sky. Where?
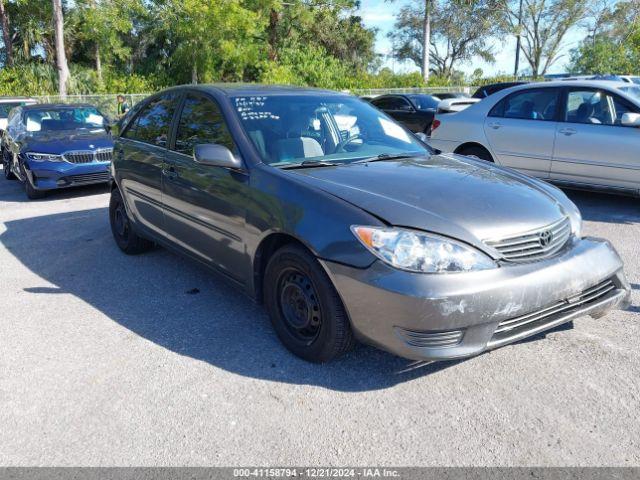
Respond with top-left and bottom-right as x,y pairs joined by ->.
355,0 -> 591,77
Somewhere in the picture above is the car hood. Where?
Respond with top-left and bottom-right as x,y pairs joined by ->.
21,129 -> 112,154
289,154 -> 569,254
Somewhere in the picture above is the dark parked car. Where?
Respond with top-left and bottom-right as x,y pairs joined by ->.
432,92 -> 469,100
369,93 -> 439,133
2,103 -> 113,199
109,84 -> 630,363
472,81 -> 528,99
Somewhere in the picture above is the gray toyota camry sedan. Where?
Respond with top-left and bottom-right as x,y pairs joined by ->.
109,84 -> 631,363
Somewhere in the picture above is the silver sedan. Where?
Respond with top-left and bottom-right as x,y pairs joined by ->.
430,80 -> 640,196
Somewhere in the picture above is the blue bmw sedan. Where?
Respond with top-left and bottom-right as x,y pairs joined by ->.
1,103 -> 113,199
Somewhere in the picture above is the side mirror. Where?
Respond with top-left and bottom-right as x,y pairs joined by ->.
103,117 -> 116,134
194,144 -> 243,170
621,112 -> 640,127
414,132 -> 429,143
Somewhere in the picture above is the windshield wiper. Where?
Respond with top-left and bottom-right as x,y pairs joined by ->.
279,160 -> 338,170
351,153 -> 418,164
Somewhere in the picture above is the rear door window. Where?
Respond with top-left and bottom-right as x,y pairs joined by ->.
124,92 -> 180,147
371,97 -> 393,109
386,96 -> 413,111
489,88 -> 559,121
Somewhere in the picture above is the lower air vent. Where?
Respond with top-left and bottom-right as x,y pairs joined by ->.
492,278 -> 615,338
395,327 -> 464,348
65,172 -> 110,185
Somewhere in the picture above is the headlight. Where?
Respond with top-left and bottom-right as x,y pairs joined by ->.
26,152 -> 63,162
352,226 -> 497,273
567,203 -> 582,238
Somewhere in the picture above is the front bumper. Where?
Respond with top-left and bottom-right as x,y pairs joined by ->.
24,159 -> 110,190
321,237 -> 630,361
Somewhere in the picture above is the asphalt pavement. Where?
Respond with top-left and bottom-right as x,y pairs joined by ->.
0,169 -> 639,466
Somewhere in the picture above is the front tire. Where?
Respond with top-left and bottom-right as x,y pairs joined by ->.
2,149 -> 16,180
24,175 -> 46,199
109,188 -> 153,254
264,244 -> 355,363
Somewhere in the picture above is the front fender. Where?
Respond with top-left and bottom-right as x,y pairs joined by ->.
246,165 -> 381,269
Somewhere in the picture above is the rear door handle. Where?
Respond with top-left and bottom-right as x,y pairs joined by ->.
559,127 -> 577,136
488,122 -> 502,129
162,166 -> 178,180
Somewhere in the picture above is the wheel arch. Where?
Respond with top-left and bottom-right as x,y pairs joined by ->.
252,232 -> 313,304
454,141 -> 493,158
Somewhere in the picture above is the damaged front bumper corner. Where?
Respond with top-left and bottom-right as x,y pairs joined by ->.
321,237 -> 631,361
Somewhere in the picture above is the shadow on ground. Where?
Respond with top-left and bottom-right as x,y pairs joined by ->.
1,184 -> 614,391
563,189 -> 640,225
2,207 -> 483,391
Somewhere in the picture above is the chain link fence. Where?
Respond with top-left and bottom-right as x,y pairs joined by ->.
32,93 -> 150,119
32,86 -> 478,117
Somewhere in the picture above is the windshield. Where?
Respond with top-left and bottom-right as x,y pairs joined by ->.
619,86 -> 640,102
24,106 -> 105,132
407,94 -> 439,110
231,95 -> 429,167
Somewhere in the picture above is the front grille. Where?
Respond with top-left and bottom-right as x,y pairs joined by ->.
64,151 -> 94,164
63,148 -> 113,164
485,216 -> 571,263
66,172 -> 110,184
395,327 -> 464,348
95,149 -> 113,162
492,278 -> 615,338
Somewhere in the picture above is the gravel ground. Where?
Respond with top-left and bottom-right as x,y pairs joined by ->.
0,169 -> 639,466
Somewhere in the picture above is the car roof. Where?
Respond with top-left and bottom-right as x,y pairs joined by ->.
169,83 -> 350,97
0,96 -> 36,103
513,80 -> 634,90
480,81 -> 526,88
21,103 -> 97,111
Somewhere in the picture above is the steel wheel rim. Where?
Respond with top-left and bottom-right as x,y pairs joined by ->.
277,267 -> 322,344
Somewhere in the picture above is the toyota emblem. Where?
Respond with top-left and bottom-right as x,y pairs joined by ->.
539,230 -> 553,247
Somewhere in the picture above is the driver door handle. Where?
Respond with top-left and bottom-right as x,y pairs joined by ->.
559,127 -> 577,136
488,122 -> 502,129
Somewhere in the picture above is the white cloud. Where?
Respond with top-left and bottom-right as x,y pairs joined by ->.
359,11 -> 395,23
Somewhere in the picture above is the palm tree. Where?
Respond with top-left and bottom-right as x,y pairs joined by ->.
52,0 -> 70,96
0,0 -> 13,66
422,0 -> 432,82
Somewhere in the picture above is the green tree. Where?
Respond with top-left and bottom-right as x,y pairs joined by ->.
0,0 -> 13,65
569,0 -> 640,74
503,0 -> 592,76
7,0 -> 53,63
389,0 -> 505,78
150,0 -> 263,83
68,0 -> 139,83
247,0 -> 376,71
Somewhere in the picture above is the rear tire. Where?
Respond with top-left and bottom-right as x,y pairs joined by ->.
458,145 -> 493,162
109,188 -> 153,254
264,244 -> 355,363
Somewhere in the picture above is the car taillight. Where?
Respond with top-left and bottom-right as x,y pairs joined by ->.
431,119 -> 441,132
